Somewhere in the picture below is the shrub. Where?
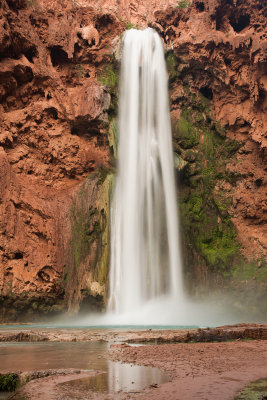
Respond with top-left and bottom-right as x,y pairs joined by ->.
177,0 -> 190,8
0,373 -> 19,392
98,63 -> 119,90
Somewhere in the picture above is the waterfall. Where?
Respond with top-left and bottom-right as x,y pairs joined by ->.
108,28 -> 184,317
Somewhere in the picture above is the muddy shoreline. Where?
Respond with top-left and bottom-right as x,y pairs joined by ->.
1,323 -> 266,343
0,324 -> 266,400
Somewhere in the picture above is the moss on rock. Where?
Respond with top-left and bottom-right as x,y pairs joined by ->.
166,51 -> 181,84
0,373 -> 19,392
64,170 -> 114,313
97,58 -> 119,120
236,378 -> 267,400
0,295 -> 65,323
170,82 -> 266,315
175,90 -> 240,278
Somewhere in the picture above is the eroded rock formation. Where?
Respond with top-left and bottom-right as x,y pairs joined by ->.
0,0 -> 266,320
155,0 -> 266,259
0,0 -> 121,320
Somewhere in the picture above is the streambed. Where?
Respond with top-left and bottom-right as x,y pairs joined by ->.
0,341 -> 169,399
0,324 -> 266,399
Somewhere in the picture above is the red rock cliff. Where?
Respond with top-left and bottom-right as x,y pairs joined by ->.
0,0 -> 266,320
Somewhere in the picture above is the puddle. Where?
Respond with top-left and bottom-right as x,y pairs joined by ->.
0,342 -> 169,397
60,360 -> 169,395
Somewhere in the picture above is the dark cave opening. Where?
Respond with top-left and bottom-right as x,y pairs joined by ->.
229,14 -> 250,33
37,270 -> 50,282
200,86 -> 213,100
257,87 -> 266,106
79,292 -> 104,313
13,65 -> 33,85
255,178 -> 263,187
14,252 -> 23,259
196,2 -> 205,12
45,107 -> 58,120
74,43 -> 82,60
95,14 -> 114,31
6,0 -> 26,11
215,14 -> 224,31
24,47 -> 37,63
49,46 -> 69,67
71,119 -> 102,138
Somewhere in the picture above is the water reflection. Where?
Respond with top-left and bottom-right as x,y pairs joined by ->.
109,360 -> 166,392
62,360 -> 168,394
0,342 -> 169,395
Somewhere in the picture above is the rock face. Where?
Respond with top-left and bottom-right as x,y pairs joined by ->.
0,0 -> 266,320
0,0 -> 121,320
156,0 -> 266,310
155,0 -> 266,260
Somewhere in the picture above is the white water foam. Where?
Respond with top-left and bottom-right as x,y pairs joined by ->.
107,28 -> 184,318
65,29 -> 256,328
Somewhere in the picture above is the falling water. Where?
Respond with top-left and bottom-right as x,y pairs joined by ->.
108,28 -> 184,317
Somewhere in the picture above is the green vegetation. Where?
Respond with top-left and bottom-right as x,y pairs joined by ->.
97,60 -> 119,122
236,378 -> 267,400
25,0 -> 34,6
172,82 -> 265,307
108,118 -> 118,158
165,51 -> 180,84
232,258 -> 267,283
67,171 -> 113,290
125,22 -> 136,30
97,165 -> 112,186
0,373 -> 19,392
174,89 -> 242,274
98,62 -> 119,91
177,0 -> 190,8
70,202 -> 103,271
173,110 -> 199,148
62,170 -> 115,311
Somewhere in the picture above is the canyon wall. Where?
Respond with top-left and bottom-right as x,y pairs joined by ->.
155,0 -> 267,315
0,0 -> 266,320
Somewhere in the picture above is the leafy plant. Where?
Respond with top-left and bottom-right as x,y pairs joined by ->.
165,51 -> 180,84
126,22 -> 134,30
0,373 -> 19,392
177,0 -> 190,8
25,0 -> 34,6
98,63 -> 119,90
125,21 -> 139,30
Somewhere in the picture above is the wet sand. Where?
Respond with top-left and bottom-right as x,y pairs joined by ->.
110,340 -> 267,400
11,370 -> 98,400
